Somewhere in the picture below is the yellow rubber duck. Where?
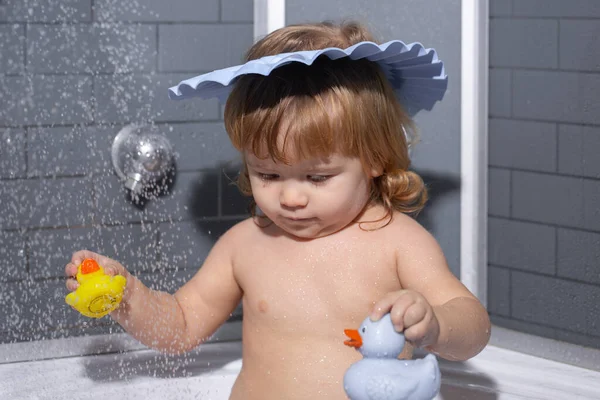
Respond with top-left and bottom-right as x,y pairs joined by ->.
65,258 -> 127,318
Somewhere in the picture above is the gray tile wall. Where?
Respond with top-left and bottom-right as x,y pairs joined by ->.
489,0 -> 600,349
0,0 -> 253,344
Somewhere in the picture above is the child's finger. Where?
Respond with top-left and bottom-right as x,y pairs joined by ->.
370,291 -> 403,321
103,263 -> 122,277
66,278 -> 79,292
389,293 -> 416,332
403,302 -> 427,329
71,249 -> 98,266
403,319 -> 429,346
64,261 -> 78,278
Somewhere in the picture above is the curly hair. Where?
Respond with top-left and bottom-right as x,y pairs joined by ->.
223,21 -> 427,223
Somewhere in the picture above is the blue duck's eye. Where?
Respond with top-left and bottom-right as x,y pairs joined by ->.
361,327 -> 366,333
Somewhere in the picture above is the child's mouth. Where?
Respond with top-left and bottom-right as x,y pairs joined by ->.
284,216 -> 315,222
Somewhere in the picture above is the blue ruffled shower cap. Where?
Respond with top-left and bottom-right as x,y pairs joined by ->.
168,40 -> 447,117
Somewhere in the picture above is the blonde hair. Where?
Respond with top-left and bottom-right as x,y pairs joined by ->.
224,21 -> 427,222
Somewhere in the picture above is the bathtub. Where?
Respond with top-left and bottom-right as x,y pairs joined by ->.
2,323 -> 600,400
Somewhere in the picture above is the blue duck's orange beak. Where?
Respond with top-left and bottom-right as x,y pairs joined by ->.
344,329 -> 362,348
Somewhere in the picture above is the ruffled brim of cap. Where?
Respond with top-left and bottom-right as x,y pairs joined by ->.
168,40 -> 448,116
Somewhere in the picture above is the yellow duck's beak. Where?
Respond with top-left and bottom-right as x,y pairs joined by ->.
344,329 -> 363,348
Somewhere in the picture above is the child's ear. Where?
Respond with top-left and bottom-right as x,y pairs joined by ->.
370,166 -> 383,178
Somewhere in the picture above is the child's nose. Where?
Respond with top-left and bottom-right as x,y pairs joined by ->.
279,183 -> 308,208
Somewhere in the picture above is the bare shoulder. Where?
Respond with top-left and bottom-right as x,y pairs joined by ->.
220,217 -> 266,241
385,211 -> 442,254
386,211 -> 473,302
214,217 -> 270,254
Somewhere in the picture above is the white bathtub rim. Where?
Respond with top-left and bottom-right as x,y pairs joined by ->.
488,324 -> 600,372
2,325 -> 600,399
1,342 -> 600,400
0,320 -> 243,364
3,322 -> 598,373
440,344 -> 600,399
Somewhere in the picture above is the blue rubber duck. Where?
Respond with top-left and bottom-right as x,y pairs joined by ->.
343,314 -> 441,400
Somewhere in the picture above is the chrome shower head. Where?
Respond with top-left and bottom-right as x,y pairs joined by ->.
112,124 -> 175,196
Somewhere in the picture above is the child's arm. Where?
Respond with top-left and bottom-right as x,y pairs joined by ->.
370,215 -> 491,361
65,228 -> 243,354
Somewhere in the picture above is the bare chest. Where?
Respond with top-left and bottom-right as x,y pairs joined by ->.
234,230 -> 401,330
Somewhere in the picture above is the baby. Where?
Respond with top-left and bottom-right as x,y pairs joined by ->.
66,21 -> 490,400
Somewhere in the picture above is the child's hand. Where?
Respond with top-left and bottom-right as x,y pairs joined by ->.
65,250 -> 132,301
370,290 -> 440,348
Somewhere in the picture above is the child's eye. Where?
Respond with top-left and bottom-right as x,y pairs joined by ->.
258,173 -> 279,181
308,175 -> 330,183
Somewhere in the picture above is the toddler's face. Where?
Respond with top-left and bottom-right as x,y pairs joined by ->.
245,151 -> 376,239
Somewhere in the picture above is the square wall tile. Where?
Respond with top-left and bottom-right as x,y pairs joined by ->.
488,168 -> 510,217
488,217 -> 556,274
27,126 -> 112,177
0,230 -> 27,281
512,171 -> 584,228
557,228 -> 600,285
0,129 -> 26,178
489,119 -> 557,172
